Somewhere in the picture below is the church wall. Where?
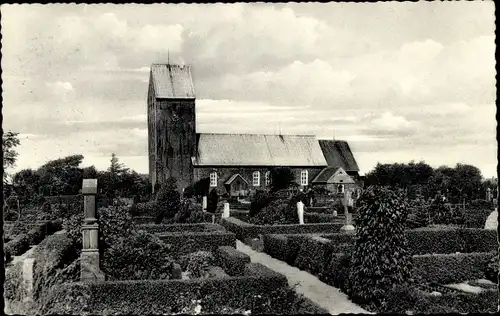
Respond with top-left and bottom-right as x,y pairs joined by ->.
193,166 -> 324,195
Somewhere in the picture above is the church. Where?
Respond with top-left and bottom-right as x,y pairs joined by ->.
147,63 -> 361,197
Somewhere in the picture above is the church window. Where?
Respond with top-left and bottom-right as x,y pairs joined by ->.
210,172 -> 218,187
300,170 -> 308,186
265,171 -> 271,186
253,171 -> 260,186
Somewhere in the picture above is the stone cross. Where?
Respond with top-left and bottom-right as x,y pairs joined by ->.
297,201 -> 304,225
80,179 -> 105,281
222,202 -> 230,218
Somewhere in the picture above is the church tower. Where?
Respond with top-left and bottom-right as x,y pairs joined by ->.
147,64 -> 197,192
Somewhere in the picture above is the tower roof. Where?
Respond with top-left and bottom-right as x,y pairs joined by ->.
150,64 -> 195,99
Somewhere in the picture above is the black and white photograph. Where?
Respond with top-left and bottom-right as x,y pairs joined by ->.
1,2 -> 497,315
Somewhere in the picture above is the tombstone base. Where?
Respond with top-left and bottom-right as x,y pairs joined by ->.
80,250 -> 105,281
333,211 -> 338,217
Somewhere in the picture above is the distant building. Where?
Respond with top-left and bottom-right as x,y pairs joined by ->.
147,63 -> 361,196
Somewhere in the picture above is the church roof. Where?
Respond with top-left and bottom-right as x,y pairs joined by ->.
193,133 -> 328,167
225,174 -> 249,185
312,167 -> 342,183
150,64 -> 195,99
318,140 -> 359,172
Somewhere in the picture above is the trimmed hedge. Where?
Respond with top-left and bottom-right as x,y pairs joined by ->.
137,223 -> 225,234
4,220 -> 63,261
32,232 -> 78,299
294,236 -> 337,276
406,228 -> 497,255
384,285 -> 498,314
412,252 -> 494,284
216,246 -> 251,276
263,234 -> 312,265
221,217 -> 343,240
320,228 -> 497,255
158,231 -> 236,255
38,267 -> 291,315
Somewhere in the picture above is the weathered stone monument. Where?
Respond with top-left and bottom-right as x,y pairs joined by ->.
80,179 -> 105,281
22,258 -> 35,303
202,196 -> 207,212
297,201 -> 305,225
222,202 -> 230,218
340,190 -> 355,232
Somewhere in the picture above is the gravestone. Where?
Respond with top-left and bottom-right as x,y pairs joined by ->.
484,209 -> 498,230
297,201 -> 304,225
222,202 -> 230,218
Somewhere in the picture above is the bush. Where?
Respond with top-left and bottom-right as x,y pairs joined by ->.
33,233 -> 78,299
269,167 -> 295,192
412,252 -> 494,284
348,186 -> 413,308
155,178 -> 181,224
179,251 -> 217,278
469,199 -> 494,210
216,246 -> 251,276
429,196 -> 464,225
207,188 -> 219,214
63,205 -> 135,250
250,189 -> 274,217
294,237 -> 335,276
102,230 -> 174,280
4,234 -> 31,257
405,199 -> 430,229
172,199 -> 210,224
248,194 -> 299,225
321,251 -> 352,291
484,252 -> 498,283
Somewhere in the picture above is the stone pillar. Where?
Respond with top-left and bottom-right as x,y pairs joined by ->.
486,188 -> 492,202
202,196 -> 208,212
222,202 -> 230,218
297,201 -> 304,225
22,258 -> 35,303
80,179 -> 105,281
340,190 -> 355,232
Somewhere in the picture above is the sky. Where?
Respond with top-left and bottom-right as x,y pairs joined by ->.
1,2 -> 497,178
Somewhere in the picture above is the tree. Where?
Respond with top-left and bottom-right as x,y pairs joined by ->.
155,177 -> 181,224
2,131 -> 20,183
269,167 -> 295,192
37,155 -> 85,196
348,186 -> 413,308
107,153 -> 130,198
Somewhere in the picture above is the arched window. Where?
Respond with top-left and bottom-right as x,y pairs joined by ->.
338,184 -> 345,194
300,170 -> 308,186
210,172 -> 218,187
253,171 -> 260,186
265,171 -> 271,186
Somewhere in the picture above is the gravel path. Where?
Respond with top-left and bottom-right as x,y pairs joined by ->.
236,240 -> 371,315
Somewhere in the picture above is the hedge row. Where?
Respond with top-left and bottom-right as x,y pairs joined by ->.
32,232 -> 78,300
216,246 -> 251,276
265,232 -> 497,286
221,217 -> 343,240
385,285 -> 498,314
137,223 -> 226,234
37,265 -> 309,315
4,220 -> 63,261
158,231 -> 236,255
320,228 -> 498,255
412,252 -> 495,284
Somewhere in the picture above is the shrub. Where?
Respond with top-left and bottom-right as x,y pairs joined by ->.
348,186 -> 413,308
132,200 -> 158,217
250,189 -> 274,217
32,233 -> 78,299
172,199 -> 210,224
102,230 -> 174,280
321,251 -> 352,291
4,234 -> 31,257
155,177 -> 181,224
269,167 -> 295,192
179,251 -> 217,278
412,252 -> 493,284
469,199 -> 494,210
216,246 -> 251,276
248,193 -> 299,225
294,237 -> 334,276
484,252 -> 498,283
429,196 -> 464,225
405,199 -> 430,229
